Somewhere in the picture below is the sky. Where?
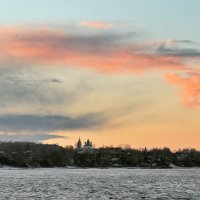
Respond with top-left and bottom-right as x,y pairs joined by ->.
0,1 -> 200,149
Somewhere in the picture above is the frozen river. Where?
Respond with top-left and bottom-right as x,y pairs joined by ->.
0,168 -> 199,199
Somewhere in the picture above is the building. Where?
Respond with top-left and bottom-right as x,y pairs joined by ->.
76,137 -> 82,153
83,139 -> 93,153
76,138 -> 94,153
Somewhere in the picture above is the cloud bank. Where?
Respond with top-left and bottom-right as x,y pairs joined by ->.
1,24 -> 200,108
1,26 -> 197,73
0,133 -> 66,143
0,113 -> 107,133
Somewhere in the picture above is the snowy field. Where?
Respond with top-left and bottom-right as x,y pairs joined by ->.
0,168 -> 199,200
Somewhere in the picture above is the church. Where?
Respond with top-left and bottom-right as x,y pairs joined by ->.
76,138 -> 94,153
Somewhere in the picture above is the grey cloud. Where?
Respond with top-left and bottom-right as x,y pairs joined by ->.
50,78 -> 62,83
13,31 -> 138,54
157,45 -> 200,57
0,68 -> 68,106
0,113 -> 107,132
175,40 -> 198,45
0,133 -> 66,143
0,104 -> 7,108
6,77 -> 62,84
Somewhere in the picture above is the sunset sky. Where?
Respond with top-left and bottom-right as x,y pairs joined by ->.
0,1 -> 200,149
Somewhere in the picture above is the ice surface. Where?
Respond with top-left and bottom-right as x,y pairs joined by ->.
0,168 -> 199,199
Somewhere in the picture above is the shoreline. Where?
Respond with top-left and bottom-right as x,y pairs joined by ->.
1,165 -> 200,170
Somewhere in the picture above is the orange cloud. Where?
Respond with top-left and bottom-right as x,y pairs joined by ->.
80,20 -> 112,29
166,72 -> 200,108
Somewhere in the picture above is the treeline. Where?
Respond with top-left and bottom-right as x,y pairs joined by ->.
75,147 -> 200,168
0,142 -> 200,168
0,142 -> 74,167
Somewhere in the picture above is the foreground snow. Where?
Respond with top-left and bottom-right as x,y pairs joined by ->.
0,168 -> 199,199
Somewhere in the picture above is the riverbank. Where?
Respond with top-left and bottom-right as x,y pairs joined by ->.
1,164 -> 199,170
1,142 -> 200,168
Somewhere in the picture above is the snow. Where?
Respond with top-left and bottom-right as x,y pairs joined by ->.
0,168 -> 199,199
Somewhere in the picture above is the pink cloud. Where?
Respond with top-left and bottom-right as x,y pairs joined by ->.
79,20 -> 112,29
0,26 -> 185,73
166,72 -> 200,108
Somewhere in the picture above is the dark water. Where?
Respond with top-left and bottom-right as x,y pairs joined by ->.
0,168 -> 199,199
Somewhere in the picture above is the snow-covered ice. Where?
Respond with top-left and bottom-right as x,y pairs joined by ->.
0,168 -> 199,199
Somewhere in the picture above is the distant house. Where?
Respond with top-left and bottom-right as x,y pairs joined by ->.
176,153 -> 188,161
0,151 -> 7,157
